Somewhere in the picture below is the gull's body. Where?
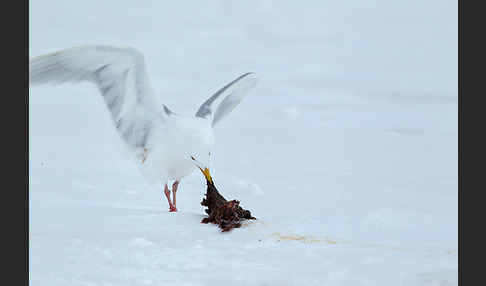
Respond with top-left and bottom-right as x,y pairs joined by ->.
29,45 -> 258,211
140,114 -> 214,183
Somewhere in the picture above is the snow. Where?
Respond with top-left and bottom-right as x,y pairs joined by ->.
29,1 -> 457,285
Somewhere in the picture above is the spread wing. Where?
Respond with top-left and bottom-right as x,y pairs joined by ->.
29,45 -> 166,150
195,72 -> 258,126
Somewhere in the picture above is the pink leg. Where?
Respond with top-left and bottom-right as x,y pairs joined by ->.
164,184 -> 176,212
172,180 -> 180,212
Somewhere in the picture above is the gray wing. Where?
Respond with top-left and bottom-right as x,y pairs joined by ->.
195,72 -> 258,126
29,45 -> 166,150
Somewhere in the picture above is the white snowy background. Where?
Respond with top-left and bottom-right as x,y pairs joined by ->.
29,1 -> 457,285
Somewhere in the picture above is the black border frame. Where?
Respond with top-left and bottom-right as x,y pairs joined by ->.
4,0 -> 28,284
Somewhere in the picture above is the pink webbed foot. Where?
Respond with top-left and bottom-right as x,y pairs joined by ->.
164,182 -> 180,212
171,180 -> 180,212
164,184 -> 177,212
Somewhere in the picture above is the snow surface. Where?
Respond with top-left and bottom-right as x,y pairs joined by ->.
29,1 -> 457,285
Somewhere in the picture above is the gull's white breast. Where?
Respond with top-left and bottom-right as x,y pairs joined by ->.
140,115 -> 214,184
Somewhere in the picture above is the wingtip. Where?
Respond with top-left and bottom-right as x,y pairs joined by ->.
163,104 -> 174,116
243,72 -> 259,85
239,72 -> 258,82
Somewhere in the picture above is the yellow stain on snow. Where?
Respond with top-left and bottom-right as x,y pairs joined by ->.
141,148 -> 148,164
241,220 -> 271,229
270,232 -> 337,245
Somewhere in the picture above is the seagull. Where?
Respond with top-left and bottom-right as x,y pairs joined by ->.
29,45 -> 258,212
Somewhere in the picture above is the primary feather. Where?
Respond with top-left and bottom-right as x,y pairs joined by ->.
195,72 -> 258,126
29,45 -> 165,151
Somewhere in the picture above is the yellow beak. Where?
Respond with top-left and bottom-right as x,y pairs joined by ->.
191,156 -> 213,183
198,167 -> 213,184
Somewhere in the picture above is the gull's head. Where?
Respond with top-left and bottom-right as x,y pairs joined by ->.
191,154 -> 212,184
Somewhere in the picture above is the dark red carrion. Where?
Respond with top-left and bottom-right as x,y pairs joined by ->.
200,179 -> 256,232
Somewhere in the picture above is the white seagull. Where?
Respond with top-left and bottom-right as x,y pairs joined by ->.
29,45 -> 258,212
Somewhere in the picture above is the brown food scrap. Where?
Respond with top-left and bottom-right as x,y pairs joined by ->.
200,179 -> 256,232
